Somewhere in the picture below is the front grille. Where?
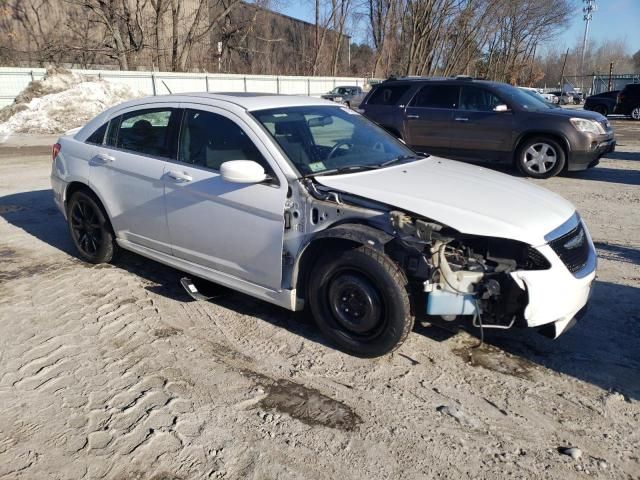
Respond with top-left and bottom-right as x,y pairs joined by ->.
549,223 -> 590,273
524,247 -> 551,270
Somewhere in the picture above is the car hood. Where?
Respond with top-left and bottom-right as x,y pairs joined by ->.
315,157 -> 575,246
531,106 -> 605,122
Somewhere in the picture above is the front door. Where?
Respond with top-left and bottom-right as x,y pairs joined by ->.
448,85 -> 514,163
403,84 -> 459,156
164,105 -> 288,290
88,105 -> 181,254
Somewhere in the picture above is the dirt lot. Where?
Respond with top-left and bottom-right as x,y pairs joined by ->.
0,119 -> 638,480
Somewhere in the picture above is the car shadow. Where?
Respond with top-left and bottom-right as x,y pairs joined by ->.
2,189 -> 639,400
564,166 -> 640,186
605,151 -> 640,161
594,241 -> 640,265
415,279 -> 640,401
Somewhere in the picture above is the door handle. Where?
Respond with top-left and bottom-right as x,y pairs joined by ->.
454,117 -> 469,122
406,114 -> 420,119
167,171 -> 193,183
96,152 -> 115,162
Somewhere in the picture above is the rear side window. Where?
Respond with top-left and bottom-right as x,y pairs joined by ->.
367,84 -> 411,105
86,122 -> 108,145
115,108 -> 179,158
411,85 -> 459,109
178,109 -> 270,173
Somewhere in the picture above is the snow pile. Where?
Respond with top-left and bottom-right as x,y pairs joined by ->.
0,67 -> 145,139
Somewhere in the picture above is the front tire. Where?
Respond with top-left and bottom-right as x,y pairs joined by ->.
307,246 -> 414,357
516,137 -> 566,179
67,190 -> 116,264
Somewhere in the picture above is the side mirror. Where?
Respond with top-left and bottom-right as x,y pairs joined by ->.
220,160 -> 267,184
494,104 -> 510,112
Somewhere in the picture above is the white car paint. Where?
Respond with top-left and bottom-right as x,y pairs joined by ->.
51,92 -> 596,343
315,156 -> 575,246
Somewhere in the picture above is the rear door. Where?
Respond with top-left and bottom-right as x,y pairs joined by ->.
447,85 -> 514,164
361,83 -> 413,135
403,84 -> 458,156
163,104 -> 288,290
89,105 -> 181,254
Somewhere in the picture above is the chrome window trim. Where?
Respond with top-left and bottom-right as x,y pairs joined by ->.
544,212 -> 580,242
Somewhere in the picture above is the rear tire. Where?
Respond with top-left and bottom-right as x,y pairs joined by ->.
593,105 -> 608,116
630,106 -> 640,121
67,190 -> 117,264
307,246 -> 413,357
516,137 -> 566,179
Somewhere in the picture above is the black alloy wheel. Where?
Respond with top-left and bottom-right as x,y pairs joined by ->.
67,191 -> 116,263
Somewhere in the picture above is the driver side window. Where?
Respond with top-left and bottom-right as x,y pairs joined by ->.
459,86 -> 502,112
178,109 -> 269,172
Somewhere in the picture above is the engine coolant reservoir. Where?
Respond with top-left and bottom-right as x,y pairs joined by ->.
426,290 -> 477,316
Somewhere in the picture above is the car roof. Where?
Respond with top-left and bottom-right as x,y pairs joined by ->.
112,92 -> 337,112
378,77 -> 508,89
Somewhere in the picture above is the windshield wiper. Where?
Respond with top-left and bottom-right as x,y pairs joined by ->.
379,154 -> 425,168
312,164 -> 380,176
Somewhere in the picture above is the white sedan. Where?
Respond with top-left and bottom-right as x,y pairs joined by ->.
51,93 -> 596,357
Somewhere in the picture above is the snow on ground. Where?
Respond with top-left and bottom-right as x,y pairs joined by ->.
0,68 -> 144,141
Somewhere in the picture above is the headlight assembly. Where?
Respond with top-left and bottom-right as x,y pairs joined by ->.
570,117 -> 605,135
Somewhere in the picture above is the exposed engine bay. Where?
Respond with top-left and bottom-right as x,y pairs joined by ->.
284,179 -> 552,333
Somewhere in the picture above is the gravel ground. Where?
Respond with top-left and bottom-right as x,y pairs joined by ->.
0,118 -> 638,480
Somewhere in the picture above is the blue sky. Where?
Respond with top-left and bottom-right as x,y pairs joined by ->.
279,0 -> 640,53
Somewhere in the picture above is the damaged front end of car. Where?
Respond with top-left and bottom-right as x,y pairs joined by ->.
286,178 -> 593,340
388,211 -> 549,331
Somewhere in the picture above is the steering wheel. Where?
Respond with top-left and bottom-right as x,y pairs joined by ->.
328,140 -> 354,159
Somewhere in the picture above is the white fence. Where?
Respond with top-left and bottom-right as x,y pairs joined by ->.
0,67 -> 371,108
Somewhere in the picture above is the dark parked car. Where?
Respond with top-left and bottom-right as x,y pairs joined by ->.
584,90 -> 620,116
321,86 -> 364,108
360,77 -> 616,178
614,83 -> 640,120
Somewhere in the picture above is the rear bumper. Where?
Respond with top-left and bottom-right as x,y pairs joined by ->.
50,172 -> 68,219
567,137 -> 616,171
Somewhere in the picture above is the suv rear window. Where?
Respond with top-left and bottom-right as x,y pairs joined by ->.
367,84 -> 411,105
411,85 -> 459,109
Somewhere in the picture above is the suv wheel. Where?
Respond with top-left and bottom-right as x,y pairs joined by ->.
593,105 -> 608,116
631,106 -> 640,121
516,137 -> 566,179
307,246 -> 413,357
67,190 -> 117,264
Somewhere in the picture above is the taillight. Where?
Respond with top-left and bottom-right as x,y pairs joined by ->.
52,143 -> 61,162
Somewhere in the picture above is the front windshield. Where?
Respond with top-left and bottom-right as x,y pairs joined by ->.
252,105 -> 417,176
519,88 -> 553,107
496,84 -> 550,111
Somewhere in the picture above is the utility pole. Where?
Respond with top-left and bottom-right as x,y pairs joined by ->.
580,0 -> 597,91
560,48 -> 569,89
608,62 -> 614,92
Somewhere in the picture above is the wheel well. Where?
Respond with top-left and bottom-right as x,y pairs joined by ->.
514,133 -> 569,168
64,182 -> 114,233
295,238 -> 360,301
65,181 -> 92,207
